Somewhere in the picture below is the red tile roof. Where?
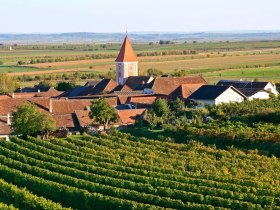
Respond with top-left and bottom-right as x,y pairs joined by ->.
0,97 -> 50,115
75,110 -> 92,127
147,76 -> 207,96
0,95 -> 11,100
169,83 -> 205,100
53,114 -> 76,128
117,109 -> 146,125
129,96 -> 158,108
115,35 -> 138,62
51,99 -> 91,114
81,79 -> 118,96
0,117 -> 12,135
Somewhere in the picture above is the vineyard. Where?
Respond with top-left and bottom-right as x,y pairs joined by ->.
0,132 -> 280,209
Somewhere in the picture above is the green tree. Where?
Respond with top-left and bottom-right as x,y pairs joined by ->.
152,98 -> 170,118
168,98 -> 185,116
172,69 -> 188,77
36,80 -> 53,88
39,112 -> 56,139
89,98 -> 118,130
12,102 -> 56,138
147,68 -> 163,77
56,81 -> 76,91
0,73 -> 20,94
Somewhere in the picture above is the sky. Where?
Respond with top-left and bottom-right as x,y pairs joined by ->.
1,0 -> 280,33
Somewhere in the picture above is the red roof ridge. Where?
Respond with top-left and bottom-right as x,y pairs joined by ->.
115,35 -> 138,62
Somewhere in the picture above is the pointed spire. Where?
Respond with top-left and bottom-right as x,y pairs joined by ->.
115,35 -> 138,62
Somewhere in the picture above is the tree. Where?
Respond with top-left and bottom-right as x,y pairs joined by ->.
17,60 -> 25,65
39,112 -> 56,139
168,98 -> 185,116
172,69 -> 188,77
0,73 -> 20,94
12,102 -> 56,138
152,98 -> 170,119
36,80 -> 53,88
89,98 -> 118,130
147,68 -> 163,77
56,81 -> 76,91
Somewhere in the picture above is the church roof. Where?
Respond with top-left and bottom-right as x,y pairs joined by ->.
115,35 -> 138,62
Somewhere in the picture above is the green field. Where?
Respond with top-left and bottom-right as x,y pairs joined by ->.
1,41 -> 280,84
0,133 -> 279,209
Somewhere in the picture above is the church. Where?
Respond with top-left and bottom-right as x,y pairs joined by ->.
115,34 -> 139,85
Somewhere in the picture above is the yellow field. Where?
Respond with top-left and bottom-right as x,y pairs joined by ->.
10,53 -> 279,77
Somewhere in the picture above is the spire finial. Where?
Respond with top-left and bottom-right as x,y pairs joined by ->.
126,26 -> 128,36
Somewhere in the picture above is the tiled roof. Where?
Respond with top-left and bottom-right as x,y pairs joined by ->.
146,76 -> 207,95
117,109 -> 146,125
0,97 -> 50,115
115,35 -> 138,62
85,80 -> 100,87
58,86 -> 88,97
188,85 -> 246,100
9,93 -> 38,98
81,79 -> 118,96
169,84 -> 204,100
51,99 -> 92,114
53,114 -> 77,128
0,117 -> 12,135
124,76 -> 153,90
129,96 -> 158,108
238,88 -> 267,97
217,80 -> 269,89
0,95 -> 11,100
112,84 -> 133,92
75,110 -> 92,127
35,88 -> 63,97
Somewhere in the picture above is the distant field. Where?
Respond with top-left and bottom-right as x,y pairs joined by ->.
1,41 -> 280,83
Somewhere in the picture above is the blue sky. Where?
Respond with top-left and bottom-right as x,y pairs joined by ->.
1,0 -> 279,33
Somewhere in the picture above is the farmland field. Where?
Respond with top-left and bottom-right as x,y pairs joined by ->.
0,133 -> 280,209
1,41 -> 280,84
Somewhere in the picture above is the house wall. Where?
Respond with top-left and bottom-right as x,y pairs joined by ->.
193,88 -> 244,107
215,88 -> 245,105
0,135 -> 10,141
264,83 -> 279,95
248,91 -> 270,100
116,62 -> 138,85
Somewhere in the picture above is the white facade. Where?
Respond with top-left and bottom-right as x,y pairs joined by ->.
264,83 -> 279,95
215,88 -> 245,104
194,87 -> 245,107
248,91 -> 270,101
116,62 -> 138,85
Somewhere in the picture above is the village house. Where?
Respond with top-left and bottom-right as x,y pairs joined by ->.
187,85 -> 247,106
217,80 -> 279,100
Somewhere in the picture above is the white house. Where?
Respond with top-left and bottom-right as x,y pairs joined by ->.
238,88 -> 270,101
187,85 -> 247,106
217,80 -> 279,99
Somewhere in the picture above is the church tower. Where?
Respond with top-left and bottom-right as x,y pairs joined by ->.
115,35 -> 138,85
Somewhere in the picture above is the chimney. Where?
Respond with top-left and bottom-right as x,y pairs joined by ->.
12,93 -> 15,98
38,89 -> 40,93
7,113 -> 11,125
49,98 -> 53,113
